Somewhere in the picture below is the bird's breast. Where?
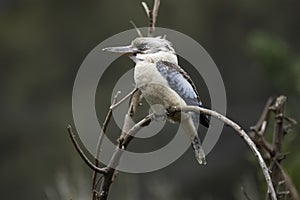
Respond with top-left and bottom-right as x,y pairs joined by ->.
134,62 -> 167,88
134,62 -> 186,109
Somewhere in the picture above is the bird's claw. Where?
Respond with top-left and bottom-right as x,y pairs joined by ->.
153,112 -> 167,122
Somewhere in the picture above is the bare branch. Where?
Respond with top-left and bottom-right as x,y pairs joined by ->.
129,21 -> 143,37
169,105 -> 278,200
141,2 -> 150,17
151,0 -> 160,34
92,91 -> 121,199
67,125 -> 107,174
249,98 -> 274,159
96,91 -> 121,161
282,115 -> 297,125
70,95 -> 300,200
268,96 -> 299,200
121,113 -> 153,148
108,114 -> 154,168
142,0 -> 161,36
250,97 -> 273,137
98,89 -> 142,200
250,96 -> 299,200
276,162 -> 300,200
97,114 -> 154,200
110,88 -> 138,110
270,96 -> 286,196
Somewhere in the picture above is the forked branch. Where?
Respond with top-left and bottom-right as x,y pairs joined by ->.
92,91 -> 122,200
98,89 -> 142,200
142,0 -> 161,36
69,102 -> 279,200
250,96 -> 299,200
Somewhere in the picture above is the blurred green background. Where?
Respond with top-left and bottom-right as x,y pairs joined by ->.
0,0 -> 299,199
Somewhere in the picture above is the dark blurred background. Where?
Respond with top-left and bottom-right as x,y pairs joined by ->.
0,0 -> 299,199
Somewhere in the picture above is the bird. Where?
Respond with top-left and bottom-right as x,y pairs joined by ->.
103,36 -> 210,165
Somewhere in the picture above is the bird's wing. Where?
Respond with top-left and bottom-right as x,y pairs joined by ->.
156,61 -> 210,127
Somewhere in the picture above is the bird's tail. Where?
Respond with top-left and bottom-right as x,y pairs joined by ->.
191,136 -> 206,165
180,116 -> 207,165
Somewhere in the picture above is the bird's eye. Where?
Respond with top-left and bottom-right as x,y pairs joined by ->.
139,45 -> 148,52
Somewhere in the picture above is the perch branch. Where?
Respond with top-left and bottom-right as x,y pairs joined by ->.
107,113 -> 154,169
92,91 -> 121,200
98,89 -> 142,200
169,105 -> 277,200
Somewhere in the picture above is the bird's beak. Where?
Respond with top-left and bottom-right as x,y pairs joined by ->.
102,45 -> 138,55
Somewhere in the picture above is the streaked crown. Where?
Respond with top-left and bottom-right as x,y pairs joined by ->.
131,37 -> 175,54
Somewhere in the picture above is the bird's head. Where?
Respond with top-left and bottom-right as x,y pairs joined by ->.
103,37 -> 177,63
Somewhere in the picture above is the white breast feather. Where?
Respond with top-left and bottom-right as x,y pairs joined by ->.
134,62 -> 186,109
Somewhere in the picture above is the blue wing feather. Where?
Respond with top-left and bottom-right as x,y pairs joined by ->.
156,61 -> 210,128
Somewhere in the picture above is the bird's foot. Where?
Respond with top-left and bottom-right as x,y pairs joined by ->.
153,112 -> 167,122
150,104 -> 168,122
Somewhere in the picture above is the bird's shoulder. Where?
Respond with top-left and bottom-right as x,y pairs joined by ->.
156,60 -> 210,128
156,60 -> 201,101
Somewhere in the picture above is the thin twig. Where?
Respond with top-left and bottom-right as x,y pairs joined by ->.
95,91 -> 121,160
151,0 -> 160,35
169,105 -> 277,200
98,89 -> 142,200
141,2 -> 150,17
129,21 -> 143,37
97,114 -> 154,200
108,114 -> 154,169
250,97 -> 273,137
282,115 -> 297,125
67,125 -> 107,174
110,88 -> 138,110
92,91 -> 121,199
121,113 -> 153,148
142,0 -> 161,36
249,98 -> 274,159
276,161 -> 300,200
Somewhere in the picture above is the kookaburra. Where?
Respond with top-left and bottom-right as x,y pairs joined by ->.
103,37 -> 210,165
